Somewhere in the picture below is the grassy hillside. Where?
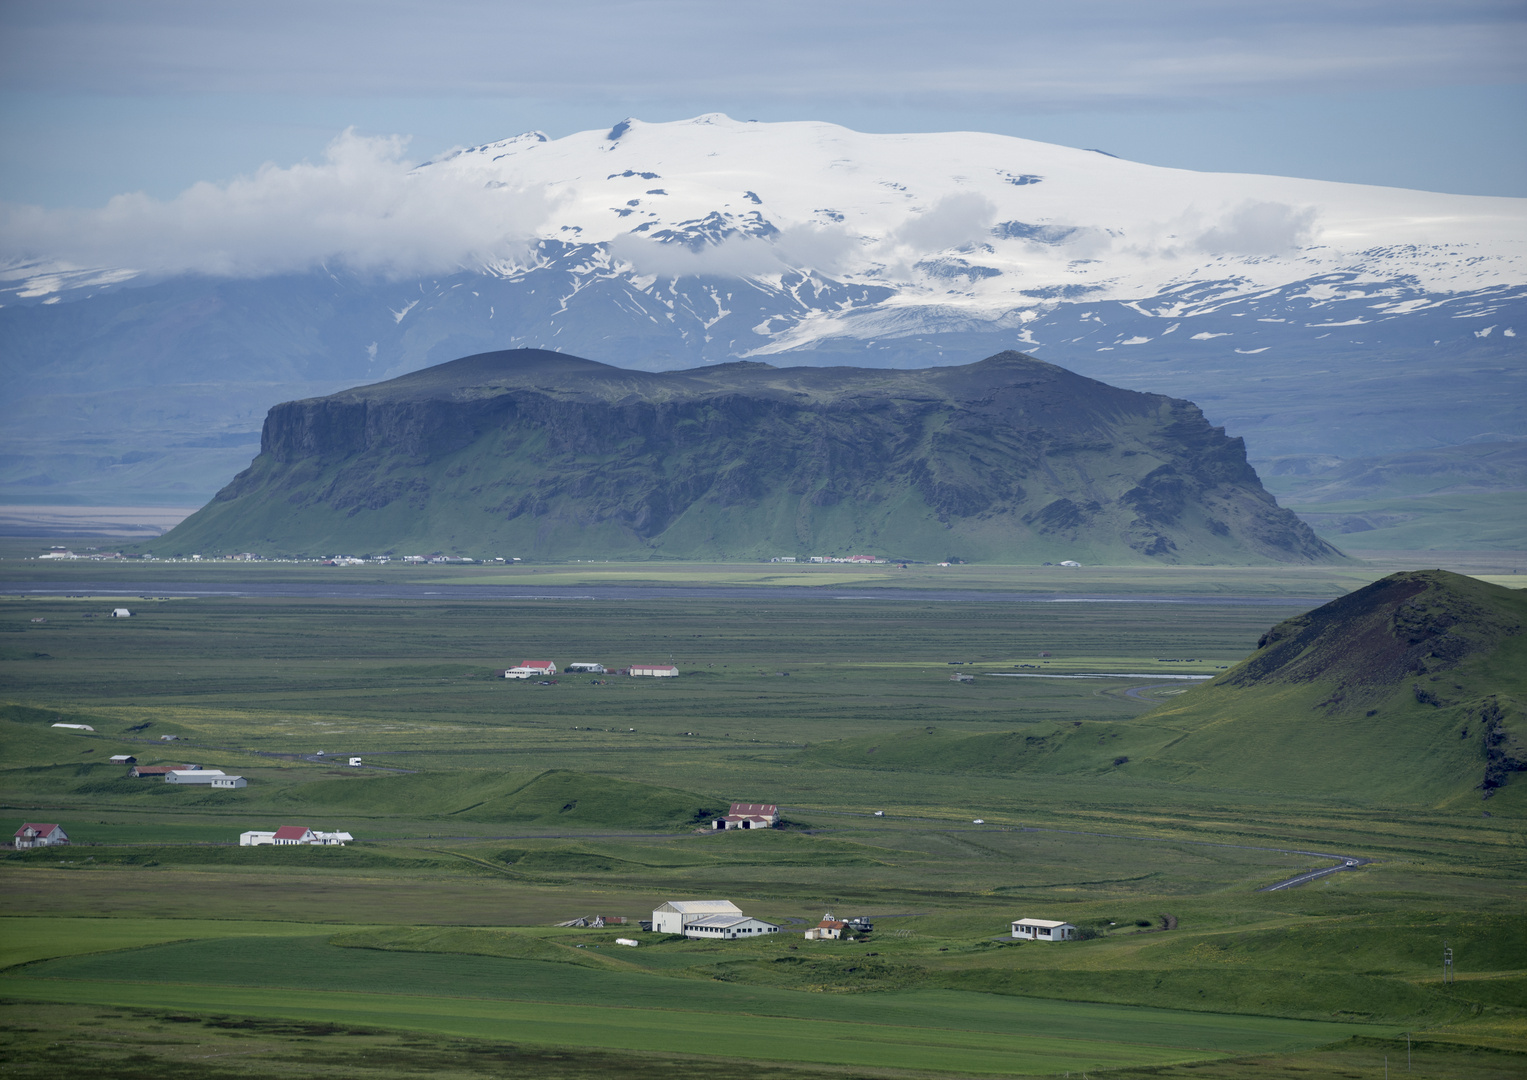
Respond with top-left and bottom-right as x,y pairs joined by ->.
805,571 -> 1527,810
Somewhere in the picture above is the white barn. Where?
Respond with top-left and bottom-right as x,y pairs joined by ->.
1012,918 -> 1077,942
652,899 -> 742,935
630,664 -> 678,677
240,831 -> 276,846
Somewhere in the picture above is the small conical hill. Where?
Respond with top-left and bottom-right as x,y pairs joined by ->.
1143,570 -> 1527,807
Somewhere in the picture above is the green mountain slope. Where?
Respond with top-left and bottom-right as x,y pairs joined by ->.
150,349 -> 1339,564
804,571 -> 1527,809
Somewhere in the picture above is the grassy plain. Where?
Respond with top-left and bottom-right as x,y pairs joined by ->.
2,558 -> 1524,1077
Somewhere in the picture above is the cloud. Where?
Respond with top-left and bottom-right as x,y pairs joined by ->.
894,194 -> 998,251
1195,201 -> 1319,254
0,130 -> 552,277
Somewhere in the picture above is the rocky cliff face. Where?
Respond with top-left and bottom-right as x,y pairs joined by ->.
154,349 -> 1342,563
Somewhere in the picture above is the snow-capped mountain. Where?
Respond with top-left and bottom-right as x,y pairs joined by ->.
2,115 -> 1523,503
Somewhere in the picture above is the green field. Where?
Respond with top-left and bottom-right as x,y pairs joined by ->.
2,559 -> 1524,1077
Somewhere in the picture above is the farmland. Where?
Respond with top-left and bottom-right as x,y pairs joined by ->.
1,557 -> 1524,1077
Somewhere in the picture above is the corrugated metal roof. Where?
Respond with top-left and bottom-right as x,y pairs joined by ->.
656,899 -> 742,914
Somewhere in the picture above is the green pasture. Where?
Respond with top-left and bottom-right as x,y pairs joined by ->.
3,932 -> 1391,1075
2,566 -> 1524,1074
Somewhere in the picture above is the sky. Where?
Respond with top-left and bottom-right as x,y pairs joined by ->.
1,0 -> 1523,212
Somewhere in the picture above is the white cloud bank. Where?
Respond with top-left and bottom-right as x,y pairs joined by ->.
0,130 -> 552,277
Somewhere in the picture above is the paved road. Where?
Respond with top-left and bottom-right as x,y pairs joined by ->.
1259,855 -> 1369,891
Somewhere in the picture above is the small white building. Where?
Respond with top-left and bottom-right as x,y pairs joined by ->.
652,899 -> 743,935
714,802 -> 780,830
682,914 -> 781,940
111,608 -> 131,618
240,831 -> 276,846
312,830 -> 353,845
521,660 -> 557,675
109,755 -> 136,764
348,757 -> 363,767
164,769 -> 227,784
629,664 -> 678,677
210,775 -> 247,789
503,667 -> 540,679
566,663 -> 606,674
51,723 -> 94,732
14,823 -> 69,849
1012,918 -> 1077,942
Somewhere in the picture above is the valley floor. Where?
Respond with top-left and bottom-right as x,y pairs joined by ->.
2,556 -> 1523,1077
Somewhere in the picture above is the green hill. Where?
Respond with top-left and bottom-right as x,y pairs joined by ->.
805,571 -> 1527,809
149,348 -> 1339,565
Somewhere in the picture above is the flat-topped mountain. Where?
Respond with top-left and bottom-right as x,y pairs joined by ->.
152,348 -> 1341,563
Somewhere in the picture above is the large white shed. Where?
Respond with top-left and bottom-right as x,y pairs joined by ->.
651,899 -> 742,935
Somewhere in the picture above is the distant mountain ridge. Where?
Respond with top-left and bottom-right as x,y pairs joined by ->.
2,115 -> 1523,505
152,349 -> 1340,564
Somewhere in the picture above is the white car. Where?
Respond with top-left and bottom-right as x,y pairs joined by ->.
972,818 -> 985,824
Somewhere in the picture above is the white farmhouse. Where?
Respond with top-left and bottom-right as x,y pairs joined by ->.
14,823 -> 69,849
1012,918 -> 1077,942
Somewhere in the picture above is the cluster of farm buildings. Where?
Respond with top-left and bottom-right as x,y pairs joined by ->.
642,899 -> 1073,943
240,825 -> 353,846
500,659 -> 678,679
10,823 -> 354,848
119,759 -> 249,789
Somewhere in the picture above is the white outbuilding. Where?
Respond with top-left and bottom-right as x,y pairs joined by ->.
111,608 -> 131,617
682,914 -> 781,940
164,769 -> 227,784
629,664 -> 678,677
240,831 -> 276,846
209,775 -> 247,789
1012,918 -> 1077,942
566,663 -> 606,673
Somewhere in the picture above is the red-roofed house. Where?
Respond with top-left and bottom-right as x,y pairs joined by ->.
272,826 -> 316,845
521,660 -> 557,674
14,823 -> 68,849
713,802 -> 779,830
805,914 -> 847,940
